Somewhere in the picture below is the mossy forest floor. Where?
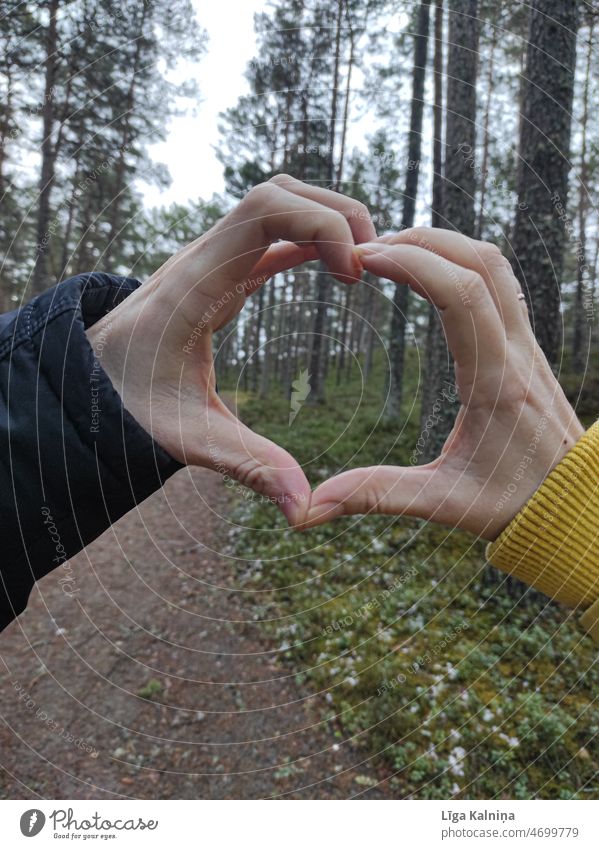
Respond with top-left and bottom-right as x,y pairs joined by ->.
224,360 -> 598,799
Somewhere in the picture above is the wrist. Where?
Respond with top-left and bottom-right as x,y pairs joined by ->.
85,279 -> 167,437
487,408 -> 585,541
487,420 -> 599,607
85,275 -> 205,468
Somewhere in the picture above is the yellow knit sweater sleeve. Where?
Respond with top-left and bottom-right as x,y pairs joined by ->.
486,420 -> 599,644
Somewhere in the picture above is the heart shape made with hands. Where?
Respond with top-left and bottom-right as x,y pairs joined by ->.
88,176 -> 583,543
88,175 -> 374,528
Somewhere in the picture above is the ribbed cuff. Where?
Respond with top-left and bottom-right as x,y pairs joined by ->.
486,420 -> 599,621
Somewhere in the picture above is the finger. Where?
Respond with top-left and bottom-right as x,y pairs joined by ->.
204,400 -> 311,526
242,241 -> 320,295
198,180 -> 367,288
268,173 -> 377,243
299,464 -> 447,529
356,243 -> 506,369
373,228 -> 530,338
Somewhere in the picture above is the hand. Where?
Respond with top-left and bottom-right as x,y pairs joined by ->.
86,175 -> 375,525
302,227 -> 584,540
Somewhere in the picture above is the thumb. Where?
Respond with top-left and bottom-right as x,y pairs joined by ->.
205,405 -> 311,526
300,464 -> 445,529
243,242 -> 321,294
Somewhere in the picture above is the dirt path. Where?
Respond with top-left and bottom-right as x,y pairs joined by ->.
0,465 -> 389,799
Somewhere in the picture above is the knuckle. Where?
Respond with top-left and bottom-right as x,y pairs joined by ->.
356,480 -> 386,514
477,242 -> 504,268
350,198 -> 370,220
244,181 -> 278,209
233,455 -> 266,493
403,226 -> 432,245
498,375 -> 529,410
457,270 -> 487,308
479,241 -> 502,257
269,172 -> 295,188
315,207 -> 346,232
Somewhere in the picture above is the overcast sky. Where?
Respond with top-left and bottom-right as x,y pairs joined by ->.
141,0 -> 266,207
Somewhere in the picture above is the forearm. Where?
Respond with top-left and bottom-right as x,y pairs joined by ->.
0,272 -> 182,632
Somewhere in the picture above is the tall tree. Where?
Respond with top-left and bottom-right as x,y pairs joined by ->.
572,12 -> 594,372
28,0 -> 205,293
385,0 -> 430,421
31,0 -> 60,294
431,0 -> 444,231
510,0 -> 580,367
219,0 -> 377,401
0,2 -> 38,302
475,3 -> 499,239
308,0 -> 346,405
420,0 -> 480,462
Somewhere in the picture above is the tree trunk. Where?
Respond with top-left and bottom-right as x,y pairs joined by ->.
335,4 -> 355,189
510,0 -> 580,368
346,289 -> 361,381
336,285 -> 353,383
259,276 -> 278,399
309,0 -> 344,403
386,0 -> 430,422
364,281 -> 378,381
475,10 -> 499,239
0,65 -> 15,198
431,0 -> 444,231
59,152 -> 83,280
308,270 -> 331,403
572,16 -> 593,372
31,0 -> 60,294
250,286 -> 265,392
104,4 -> 148,266
422,0 -> 446,428
420,0 -> 479,462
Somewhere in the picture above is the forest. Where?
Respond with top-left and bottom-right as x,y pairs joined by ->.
1,0 -> 598,801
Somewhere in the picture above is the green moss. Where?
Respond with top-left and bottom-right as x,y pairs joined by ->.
222,361 -> 599,799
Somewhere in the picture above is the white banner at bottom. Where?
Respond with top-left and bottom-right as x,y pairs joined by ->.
0,799 -> 596,848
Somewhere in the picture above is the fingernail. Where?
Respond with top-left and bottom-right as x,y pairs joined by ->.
351,252 -> 364,280
354,243 -> 379,255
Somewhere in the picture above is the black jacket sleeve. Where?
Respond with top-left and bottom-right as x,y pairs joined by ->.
0,272 -> 183,632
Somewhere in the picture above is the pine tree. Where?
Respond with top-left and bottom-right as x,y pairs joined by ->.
420,0 -> 480,462
386,0 -> 431,421
218,0 -> 373,401
27,0 -> 205,292
572,11 -> 594,372
511,0 -> 580,367
0,2 -> 39,303
31,0 -> 61,294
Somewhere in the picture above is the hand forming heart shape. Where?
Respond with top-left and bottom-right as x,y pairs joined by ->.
85,174 -> 374,526
87,176 -> 583,541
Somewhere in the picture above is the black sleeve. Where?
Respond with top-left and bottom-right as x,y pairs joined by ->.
0,272 -> 183,632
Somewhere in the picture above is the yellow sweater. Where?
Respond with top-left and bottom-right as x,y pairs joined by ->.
486,420 -> 599,644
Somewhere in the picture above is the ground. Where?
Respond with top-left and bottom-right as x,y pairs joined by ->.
0,465 -> 390,799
